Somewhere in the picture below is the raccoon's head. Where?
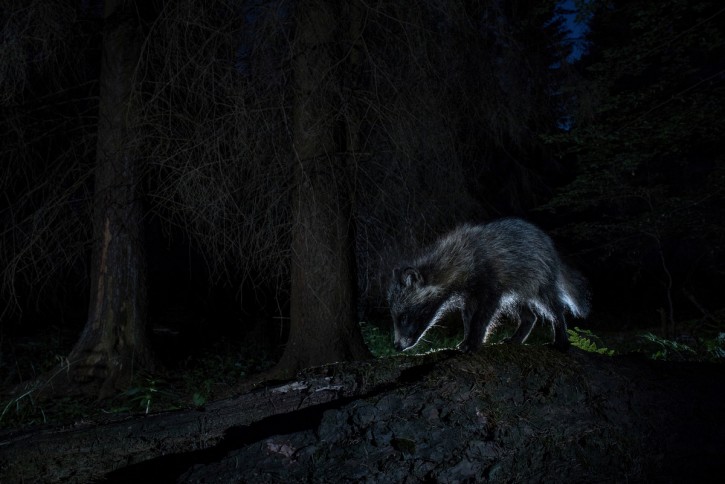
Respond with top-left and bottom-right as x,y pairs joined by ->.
387,266 -> 444,351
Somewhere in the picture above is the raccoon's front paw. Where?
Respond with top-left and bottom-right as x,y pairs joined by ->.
456,339 -> 481,353
456,340 -> 470,352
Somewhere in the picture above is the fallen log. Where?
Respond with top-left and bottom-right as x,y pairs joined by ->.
2,346 -> 724,482
0,353 -> 426,483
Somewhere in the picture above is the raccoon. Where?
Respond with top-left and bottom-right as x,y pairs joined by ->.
387,218 -> 590,352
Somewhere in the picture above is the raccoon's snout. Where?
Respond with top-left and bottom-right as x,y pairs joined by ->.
394,336 -> 413,351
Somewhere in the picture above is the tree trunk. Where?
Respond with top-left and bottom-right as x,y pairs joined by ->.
61,0 -> 151,398
275,0 -> 370,375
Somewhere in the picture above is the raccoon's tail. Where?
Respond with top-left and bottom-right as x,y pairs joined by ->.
557,264 -> 591,319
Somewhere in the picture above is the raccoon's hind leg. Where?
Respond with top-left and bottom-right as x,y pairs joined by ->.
504,305 -> 537,344
550,301 -> 571,351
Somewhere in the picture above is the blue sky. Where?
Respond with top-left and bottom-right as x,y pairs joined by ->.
557,0 -> 590,61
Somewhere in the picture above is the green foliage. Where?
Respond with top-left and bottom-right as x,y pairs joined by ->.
360,322 -> 398,358
545,0 -> 725,261
543,0 -> 725,342
638,332 -> 696,361
702,333 -> 725,360
0,352 -> 96,428
0,393 -> 93,429
108,375 -> 178,415
192,392 -> 207,407
363,322 -> 622,357
0,333 -> 276,428
638,331 -> 725,362
359,322 -> 461,357
0,329 -> 86,428
177,339 -> 276,405
567,327 -> 615,355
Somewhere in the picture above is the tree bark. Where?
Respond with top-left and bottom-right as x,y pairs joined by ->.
275,0 -> 370,375
60,0 -> 152,398
2,348 -> 724,483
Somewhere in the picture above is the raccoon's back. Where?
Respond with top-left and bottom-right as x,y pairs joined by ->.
428,220 -> 559,288
413,219 -> 560,290
477,219 -> 558,261
476,219 -> 560,282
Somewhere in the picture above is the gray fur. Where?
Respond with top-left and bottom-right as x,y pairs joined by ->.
387,218 -> 590,352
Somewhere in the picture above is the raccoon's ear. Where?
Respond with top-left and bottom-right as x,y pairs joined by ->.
392,267 -> 402,282
400,267 -> 423,287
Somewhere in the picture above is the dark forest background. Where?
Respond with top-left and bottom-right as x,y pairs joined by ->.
1,0 -> 723,423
